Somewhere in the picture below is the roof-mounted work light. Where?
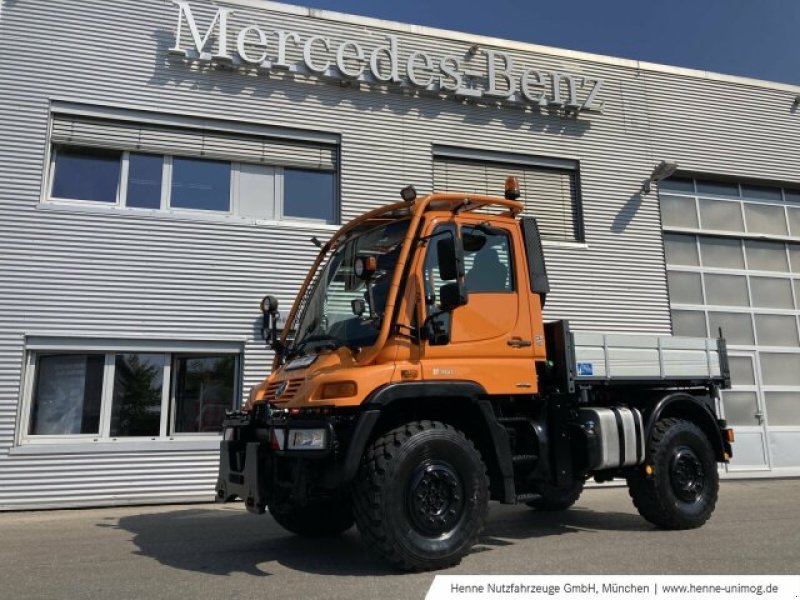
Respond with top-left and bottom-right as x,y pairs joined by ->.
641,161 -> 679,195
400,185 -> 417,202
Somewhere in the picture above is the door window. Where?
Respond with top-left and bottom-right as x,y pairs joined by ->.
462,226 -> 514,293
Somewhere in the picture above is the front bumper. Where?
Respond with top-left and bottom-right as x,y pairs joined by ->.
215,407 -> 365,514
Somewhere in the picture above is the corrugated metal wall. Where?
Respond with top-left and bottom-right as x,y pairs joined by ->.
0,0 -> 798,508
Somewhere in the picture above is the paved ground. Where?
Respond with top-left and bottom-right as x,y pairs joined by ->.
0,480 -> 797,600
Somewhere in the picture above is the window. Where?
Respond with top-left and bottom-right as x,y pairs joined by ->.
704,274 -> 748,307
110,353 -> 164,437
22,346 -> 240,442
666,271 -> 703,305
463,226 -> 514,293
700,237 -> 744,269
29,354 -> 104,435
47,114 -> 339,224
173,355 -> 236,433
671,310 -> 707,337
171,157 -> 231,212
284,169 -> 336,223
659,175 -> 800,239
660,195 -> 698,229
663,234 -> 699,266
432,151 -> 581,242
51,147 -> 121,203
126,153 -> 163,209
699,199 -> 744,232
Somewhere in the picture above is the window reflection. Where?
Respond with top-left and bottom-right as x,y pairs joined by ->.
171,157 -> 231,212
284,168 -> 336,222
30,354 -> 104,435
52,147 -> 121,202
110,354 -> 164,437
173,355 -> 236,433
127,153 -> 163,209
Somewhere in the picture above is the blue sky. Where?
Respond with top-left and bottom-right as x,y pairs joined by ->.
298,0 -> 800,85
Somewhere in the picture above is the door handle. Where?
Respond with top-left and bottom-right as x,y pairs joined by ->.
507,337 -> 532,348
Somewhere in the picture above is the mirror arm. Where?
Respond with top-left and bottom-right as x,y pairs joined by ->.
265,311 -> 285,357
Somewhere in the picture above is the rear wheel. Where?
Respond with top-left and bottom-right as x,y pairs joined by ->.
627,418 -> 718,529
269,494 -> 354,537
352,421 -> 489,572
526,479 -> 585,511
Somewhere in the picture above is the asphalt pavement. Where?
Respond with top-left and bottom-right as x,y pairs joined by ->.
0,479 -> 797,600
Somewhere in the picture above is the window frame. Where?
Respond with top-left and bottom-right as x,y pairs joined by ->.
17,340 -> 242,448
431,146 -> 585,244
45,148 -> 340,226
279,167 -> 339,225
461,223 -> 516,294
48,146 -> 124,207
168,353 -> 240,436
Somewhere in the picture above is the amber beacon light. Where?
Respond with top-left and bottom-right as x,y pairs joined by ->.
504,176 -> 521,200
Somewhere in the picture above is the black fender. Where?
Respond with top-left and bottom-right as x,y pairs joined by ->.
646,392 -> 728,461
364,381 -> 486,406
337,381 -> 516,502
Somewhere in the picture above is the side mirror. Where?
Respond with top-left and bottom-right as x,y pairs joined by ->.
436,234 -> 467,308
438,282 -> 465,312
260,295 -> 282,353
437,237 -> 459,281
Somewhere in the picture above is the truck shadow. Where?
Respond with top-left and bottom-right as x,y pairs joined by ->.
112,502 -> 648,577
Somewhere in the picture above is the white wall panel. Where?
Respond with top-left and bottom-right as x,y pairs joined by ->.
1,0 -> 799,507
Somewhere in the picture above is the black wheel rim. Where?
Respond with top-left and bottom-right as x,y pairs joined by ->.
407,461 -> 465,536
669,446 -> 706,503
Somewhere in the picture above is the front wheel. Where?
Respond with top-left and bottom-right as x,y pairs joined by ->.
352,421 -> 489,572
627,418 -> 719,529
268,494 -> 354,537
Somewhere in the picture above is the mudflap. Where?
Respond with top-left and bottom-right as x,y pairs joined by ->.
216,440 -> 272,515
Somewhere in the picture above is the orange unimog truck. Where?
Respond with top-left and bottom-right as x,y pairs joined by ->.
216,179 -> 734,571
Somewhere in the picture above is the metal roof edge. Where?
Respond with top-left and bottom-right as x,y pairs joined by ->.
219,0 -> 800,95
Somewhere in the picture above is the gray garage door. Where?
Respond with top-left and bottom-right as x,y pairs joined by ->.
660,177 -> 800,475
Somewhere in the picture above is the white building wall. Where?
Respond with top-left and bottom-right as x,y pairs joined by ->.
0,0 -> 798,508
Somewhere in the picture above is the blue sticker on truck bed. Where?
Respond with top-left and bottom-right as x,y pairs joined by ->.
577,362 -> 594,376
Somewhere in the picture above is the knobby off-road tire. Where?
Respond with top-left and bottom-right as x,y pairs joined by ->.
526,479 -> 585,511
627,417 -> 719,529
352,420 -> 490,572
268,494 -> 354,537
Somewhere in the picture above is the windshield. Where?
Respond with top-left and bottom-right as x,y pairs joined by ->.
288,219 -> 410,357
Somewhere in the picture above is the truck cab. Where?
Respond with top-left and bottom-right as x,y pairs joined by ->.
217,180 -> 733,572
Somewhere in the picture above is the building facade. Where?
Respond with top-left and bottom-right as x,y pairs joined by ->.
1,0 -> 799,509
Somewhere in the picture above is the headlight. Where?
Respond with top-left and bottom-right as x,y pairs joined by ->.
287,429 -> 327,450
320,381 -> 357,399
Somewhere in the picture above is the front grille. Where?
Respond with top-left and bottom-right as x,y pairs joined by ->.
265,378 -> 304,402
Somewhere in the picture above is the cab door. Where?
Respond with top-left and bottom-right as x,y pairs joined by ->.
419,218 -> 536,394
